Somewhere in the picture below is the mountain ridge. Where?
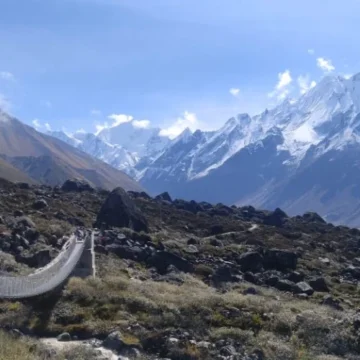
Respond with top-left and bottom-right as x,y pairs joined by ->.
47,72 -> 360,225
0,110 -> 143,191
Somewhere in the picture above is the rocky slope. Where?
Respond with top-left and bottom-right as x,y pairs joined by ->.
0,178 -> 360,359
0,110 -> 143,191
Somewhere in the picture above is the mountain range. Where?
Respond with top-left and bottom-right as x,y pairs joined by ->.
0,110 -> 142,192
47,73 -> 360,226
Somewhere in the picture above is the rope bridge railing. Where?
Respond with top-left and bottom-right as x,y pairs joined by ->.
0,234 -> 87,299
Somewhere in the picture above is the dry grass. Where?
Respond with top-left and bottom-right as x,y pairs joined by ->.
1,269 -> 358,359
0,331 -> 40,360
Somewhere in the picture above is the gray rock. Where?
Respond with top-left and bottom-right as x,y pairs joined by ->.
15,216 -> 36,229
32,199 -> 48,210
185,245 -> 199,254
61,178 -> 94,192
309,277 -> 329,292
16,249 -> 51,268
220,345 -> 237,356
319,257 -> 330,265
294,282 -> 314,295
155,192 -> 172,202
322,295 -> 343,311
119,347 -> 141,358
103,331 -> 125,352
95,187 -> 148,232
57,332 -> 71,342
237,251 -> 263,272
275,279 -> 295,292
147,251 -> 193,274
263,249 -> 298,271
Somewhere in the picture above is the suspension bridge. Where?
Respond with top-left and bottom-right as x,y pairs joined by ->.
0,230 -> 95,299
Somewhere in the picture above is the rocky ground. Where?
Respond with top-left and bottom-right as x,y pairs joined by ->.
0,178 -> 360,359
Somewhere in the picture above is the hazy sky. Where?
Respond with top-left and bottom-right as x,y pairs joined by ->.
1,0 -> 359,137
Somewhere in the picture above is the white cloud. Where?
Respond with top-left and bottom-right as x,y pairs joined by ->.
32,119 -> 52,132
276,70 -> 292,90
316,57 -> 335,72
108,114 -> 133,126
132,119 -> 150,129
307,49 -> 315,55
343,73 -> 353,80
95,122 -> 109,134
95,113 -> 134,134
268,70 -> 293,100
159,111 -> 199,139
229,88 -> 240,97
0,71 -> 14,81
297,75 -> 317,94
32,119 -> 41,129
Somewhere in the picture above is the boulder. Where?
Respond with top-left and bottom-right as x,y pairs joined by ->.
210,225 -> 224,235
57,332 -> 71,342
15,249 -> 51,268
302,212 -> 326,224
32,199 -> 48,210
309,277 -> 329,292
237,251 -> 263,272
263,208 -> 288,227
13,210 -> 24,217
103,331 -> 125,352
322,295 -> 343,311
287,271 -> 304,283
147,251 -> 193,274
212,265 -> 237,283
342,265 -> 360,280
61,179 -> 94,193
263,249 -> 298,271
155,192 -> 172,202
95,187 -> 148,232
293,282 -> 314,296
14,216 -> 36,229
275,279 -> 295,292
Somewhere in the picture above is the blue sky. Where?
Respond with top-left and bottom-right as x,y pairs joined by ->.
1,0 -> 360,137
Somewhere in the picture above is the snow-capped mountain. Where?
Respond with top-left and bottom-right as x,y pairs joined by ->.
137,73 -> 360,226
48,73 -> 360,226
97,121 -> 169,157
48,121 -> 170,178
